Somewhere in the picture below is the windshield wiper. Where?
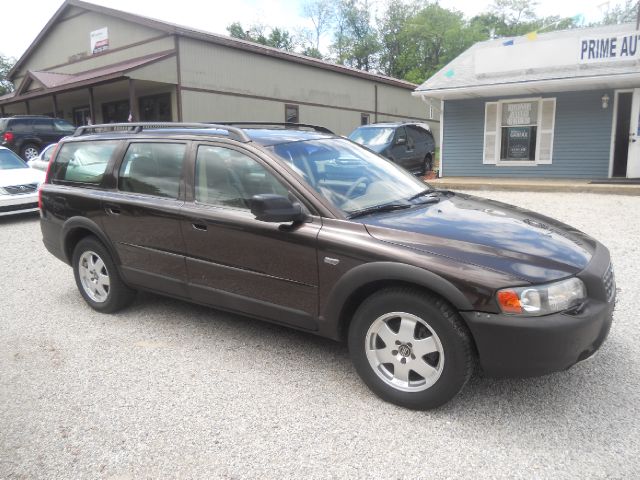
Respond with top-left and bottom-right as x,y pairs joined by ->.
407,189 -> 436,201
347,203 -> 412,219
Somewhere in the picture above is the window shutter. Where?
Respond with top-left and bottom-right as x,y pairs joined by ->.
483,102 -> 498,164
538,98 -> 556,164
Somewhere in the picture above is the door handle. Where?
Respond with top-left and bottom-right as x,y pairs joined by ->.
104,204 -> 121,215
192,222 -> 208,231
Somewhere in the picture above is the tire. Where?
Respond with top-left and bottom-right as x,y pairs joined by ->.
21,143 -> 40,161
348,287 -> 474,410
72,236 -> 136,313
420,154 -> 432,176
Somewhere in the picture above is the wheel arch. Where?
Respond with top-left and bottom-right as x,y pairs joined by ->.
319,262 -> 473,341
61,217 -> 120,266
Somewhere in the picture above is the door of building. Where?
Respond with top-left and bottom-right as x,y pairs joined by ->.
627,89 -> 640,178
612,89 -> 640,178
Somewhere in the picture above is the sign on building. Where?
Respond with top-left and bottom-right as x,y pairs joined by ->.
90,27 -> 109,55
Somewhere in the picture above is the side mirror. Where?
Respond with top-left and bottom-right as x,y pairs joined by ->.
250,194 -> 308,224
395,136 -> 407,146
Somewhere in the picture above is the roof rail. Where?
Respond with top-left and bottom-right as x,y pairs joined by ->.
72,122 -> 252,142
210,122 -> 335,135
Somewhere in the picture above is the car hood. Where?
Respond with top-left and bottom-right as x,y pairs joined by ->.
361,192 -> 596,284
0,167 -> 45,188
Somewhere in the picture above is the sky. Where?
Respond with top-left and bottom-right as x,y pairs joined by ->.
0,0 -> 628,60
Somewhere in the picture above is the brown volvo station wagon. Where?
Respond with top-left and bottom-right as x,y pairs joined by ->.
39,122 -> 615,409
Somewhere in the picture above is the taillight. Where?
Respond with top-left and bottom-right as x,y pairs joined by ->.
39,143 -> 60,210
3,131 -> 14,143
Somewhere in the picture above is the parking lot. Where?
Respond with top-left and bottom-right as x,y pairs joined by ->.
1,190 -> 639,479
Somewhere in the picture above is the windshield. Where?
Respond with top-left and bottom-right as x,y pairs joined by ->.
348,127 -> 395,146
0,149 -> 28,170
268,138 -> 431,216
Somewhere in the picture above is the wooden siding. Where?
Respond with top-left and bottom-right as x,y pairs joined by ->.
442,90 -> 614,178
14,11 -> 168,78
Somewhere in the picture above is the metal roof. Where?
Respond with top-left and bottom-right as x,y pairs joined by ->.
9,0 -> 417,90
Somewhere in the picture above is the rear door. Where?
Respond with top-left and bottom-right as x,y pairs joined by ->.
180,142 -> 321,330
390,127 -> 414,169
100,140 -> 190,298
33,119 -> 58,147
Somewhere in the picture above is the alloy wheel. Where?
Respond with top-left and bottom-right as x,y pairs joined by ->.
78,250 -> 110,303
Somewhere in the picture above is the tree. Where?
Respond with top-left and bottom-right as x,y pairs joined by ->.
301,0 -> 335,51
598,0 -> 639,25
227,22 -> 297,52
378,0 -> 419,78
331,0 -> 380,71
0,54 -> 16,96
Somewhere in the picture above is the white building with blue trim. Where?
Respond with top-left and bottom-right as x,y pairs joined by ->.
414,24 -> 640,179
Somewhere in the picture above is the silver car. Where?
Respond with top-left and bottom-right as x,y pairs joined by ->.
28,143 -> 57,172
0,146 -> 45,216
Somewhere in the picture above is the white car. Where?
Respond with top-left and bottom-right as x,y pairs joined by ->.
28,143 -> 57,171
0,146 -> 46,216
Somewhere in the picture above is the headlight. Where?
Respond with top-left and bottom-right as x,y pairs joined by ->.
497,277 -> 586,316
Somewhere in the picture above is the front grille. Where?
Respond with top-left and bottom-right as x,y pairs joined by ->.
0,202 -> 38,213
4,183 -> 38,195
603,263 -> 615,303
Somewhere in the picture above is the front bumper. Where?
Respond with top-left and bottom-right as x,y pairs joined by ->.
0,193 -> 39,217
462,299 -> 613,377
463,241 -> 615,377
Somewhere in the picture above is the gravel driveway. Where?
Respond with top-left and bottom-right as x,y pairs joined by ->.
1,191 -> 639,479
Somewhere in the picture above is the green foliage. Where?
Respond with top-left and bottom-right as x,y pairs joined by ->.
331,0 -> 380,71
225,0 -> 636,84
597,0 -> 639,25
0,54 -> 16,96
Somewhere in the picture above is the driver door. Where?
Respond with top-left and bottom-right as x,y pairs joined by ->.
180,143 -> 321,330
390,126 -> 413,169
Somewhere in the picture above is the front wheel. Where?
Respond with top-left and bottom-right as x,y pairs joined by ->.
348,288 -> 474,409
72,237 -> 136,313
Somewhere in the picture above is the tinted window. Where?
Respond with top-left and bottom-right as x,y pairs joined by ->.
9,119 -> 32,133
33,119 -> 53,132
119,143 -> 186,199
195,146 -> 289,209
53,141 -> 118,183
0,119 -> 8,132
0,149 -> 28,170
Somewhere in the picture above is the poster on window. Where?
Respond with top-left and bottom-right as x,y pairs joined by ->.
502,102 -> 538,126
503,126 -> 536,160
90,27 -> 109,54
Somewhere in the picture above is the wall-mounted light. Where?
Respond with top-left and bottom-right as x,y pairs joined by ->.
601,93 -> 610,109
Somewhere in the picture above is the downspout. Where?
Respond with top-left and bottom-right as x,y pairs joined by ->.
374,85 -> 378,123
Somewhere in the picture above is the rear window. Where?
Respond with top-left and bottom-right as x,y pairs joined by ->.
52,141 -> 118,184
0,119 -> 8,132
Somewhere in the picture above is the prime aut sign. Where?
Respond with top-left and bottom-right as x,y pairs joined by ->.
579,32 -> 640,63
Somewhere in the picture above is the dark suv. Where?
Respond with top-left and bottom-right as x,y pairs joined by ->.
349,122 -> 436,175
0,115 -> 76,161
39,122 -> 615,409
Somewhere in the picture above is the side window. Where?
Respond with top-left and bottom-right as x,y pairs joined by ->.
42,145 -> 54,162
195,145 -> 289,210
33,119 -> 53,132
395,127 -> 408,146
119,143 -> 186,199
52,141 -> 118,184
10,120 -> 32,133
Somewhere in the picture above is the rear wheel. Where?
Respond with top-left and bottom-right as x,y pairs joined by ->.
72,237 -> 136,313
21,143 -> 40,161
419,154 -> 432,176
348,287 -> 474,409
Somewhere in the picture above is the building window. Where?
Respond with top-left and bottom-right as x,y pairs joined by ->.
73,106 -> 91,126
139,93 -> 172,122
483,98 -> 556,165
285,104 -> 299,123
102,99 -> 130,123
361,113 -> 370,125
